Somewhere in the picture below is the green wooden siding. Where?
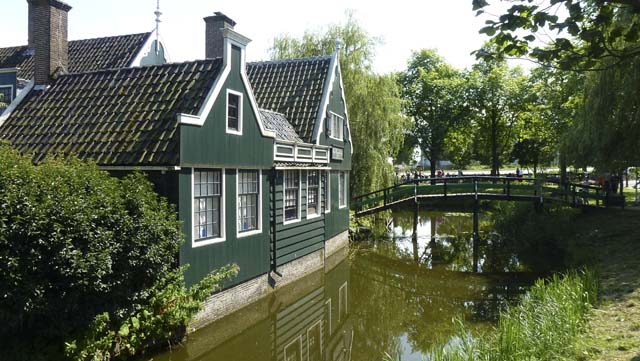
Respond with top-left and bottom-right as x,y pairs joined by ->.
180,46 -> 273,168
177,45 -> 275,286
179,168 -> 270,287
273,170 -> 325,267
318,66 -> 352,171
325,171 -> 350,239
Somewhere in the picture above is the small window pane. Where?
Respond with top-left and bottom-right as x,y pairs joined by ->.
308,170 -> 319,216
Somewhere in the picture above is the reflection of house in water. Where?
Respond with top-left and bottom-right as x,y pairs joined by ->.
156,252 -> 352,361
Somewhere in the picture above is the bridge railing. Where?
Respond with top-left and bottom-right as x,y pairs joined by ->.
351,176 -> 605,214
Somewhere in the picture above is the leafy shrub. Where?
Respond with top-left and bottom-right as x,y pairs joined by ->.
65,265 -> 238,360
0,144 -> 183,357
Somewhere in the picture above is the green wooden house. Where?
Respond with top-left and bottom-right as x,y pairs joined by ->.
0,1 -> 352,322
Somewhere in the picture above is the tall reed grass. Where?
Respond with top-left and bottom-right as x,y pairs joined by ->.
384,269 -> 598,361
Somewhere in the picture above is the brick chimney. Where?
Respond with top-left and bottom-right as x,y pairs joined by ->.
28,0 -> 72,87
204,12 -> 237,59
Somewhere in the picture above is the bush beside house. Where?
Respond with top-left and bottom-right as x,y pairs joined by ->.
0,143 -> 235,360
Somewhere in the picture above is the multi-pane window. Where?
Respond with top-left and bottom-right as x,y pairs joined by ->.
339,171 -> 347,208
284,170 -> 299,221
324,171 -> 330,213
0,86 -> 12,108
329,113 -> 344,141
307,170 -> 320,216
227,91 -> 240,132
194,169 -> 222,241
238,170 -> 259,232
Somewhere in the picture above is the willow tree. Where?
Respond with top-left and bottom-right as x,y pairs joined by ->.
270,12 -> 407,196
399,49 -> 469,180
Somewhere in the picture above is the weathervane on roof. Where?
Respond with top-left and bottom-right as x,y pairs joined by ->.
154,0 -> 162,54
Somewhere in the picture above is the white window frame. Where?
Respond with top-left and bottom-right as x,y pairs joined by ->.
338,281 -> 348,322
328,112 -> 344,141
226,89 -> 243,135
192,168 -> 225,248
339,171 -> 347,209
236,169 -> 262,238
306,170 -> 321,219
324,170 -> 331,214
283,170 -> 301,225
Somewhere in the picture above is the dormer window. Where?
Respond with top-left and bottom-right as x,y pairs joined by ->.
328,112 -> 344,141
226,89 -> 243,135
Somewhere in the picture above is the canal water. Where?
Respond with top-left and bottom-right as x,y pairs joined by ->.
152,208 -> 551,361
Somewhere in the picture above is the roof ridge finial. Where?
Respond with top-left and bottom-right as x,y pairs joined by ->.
154,0 -> 162,55
334,37 -> 343,54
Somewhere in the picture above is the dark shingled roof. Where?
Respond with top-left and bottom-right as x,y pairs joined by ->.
247,56 -> 331,142
0,59 -> 223,165
0,32 -> 151,80
260,109 -> 302,142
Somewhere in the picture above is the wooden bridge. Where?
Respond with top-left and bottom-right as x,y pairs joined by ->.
352,176 -> 607,217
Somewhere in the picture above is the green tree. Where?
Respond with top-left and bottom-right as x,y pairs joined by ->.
468,59 -> 528,176
400,49 -> 469,180
473,0 -> 640,70
270,12 -> 408,196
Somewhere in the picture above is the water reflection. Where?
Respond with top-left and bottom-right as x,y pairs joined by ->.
152,254 -> 353,361
153,209 -> 547,361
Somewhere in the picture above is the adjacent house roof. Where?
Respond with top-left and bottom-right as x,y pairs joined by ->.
260,109 -> 302,142
247,56 -> 331,143
0,59 -> 222,165
0,32 -> 151,80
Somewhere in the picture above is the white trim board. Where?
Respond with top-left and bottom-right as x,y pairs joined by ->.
178,37 -> 275,139
0,80 -> 33,126
314,52 -> 354,153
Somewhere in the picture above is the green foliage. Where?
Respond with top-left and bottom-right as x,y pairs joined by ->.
467,59 -> 529,175
0,143 -> 181,358
270,11 -> 408,196
64,265 -> 238,360
399,49 -> 471,176
474,0 -> 640,70
414,269 -> 598,361
564,53 -> 640,172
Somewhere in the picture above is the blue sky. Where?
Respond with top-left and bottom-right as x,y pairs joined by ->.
2,0 -> 524,73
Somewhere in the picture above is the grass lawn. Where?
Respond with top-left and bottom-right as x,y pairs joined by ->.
568,209 -> 640,360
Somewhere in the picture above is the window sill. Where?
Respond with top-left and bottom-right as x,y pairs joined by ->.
226,128 -> 242,136
339,204 -> 347,209
237,229 -> 262,238
307,213 -> 322,220
283,218 -> 301,226
328,135 -> 344,142
192,236 -> 225,248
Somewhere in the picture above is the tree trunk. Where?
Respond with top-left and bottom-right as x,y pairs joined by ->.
491,113 -> 499,177
430,157 -> 437,185
559,151 -> 567,185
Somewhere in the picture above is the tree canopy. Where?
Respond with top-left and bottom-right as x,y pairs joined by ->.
400,49 -> 469,177
474,0 -> 640,70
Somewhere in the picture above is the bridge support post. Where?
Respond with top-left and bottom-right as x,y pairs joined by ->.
472,200 -> 480,273
412,201 -> 419,244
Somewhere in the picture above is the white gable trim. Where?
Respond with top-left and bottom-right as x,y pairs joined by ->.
178,37 -> 275,139
0,80 -> 34,127
314,53 -> 353,153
